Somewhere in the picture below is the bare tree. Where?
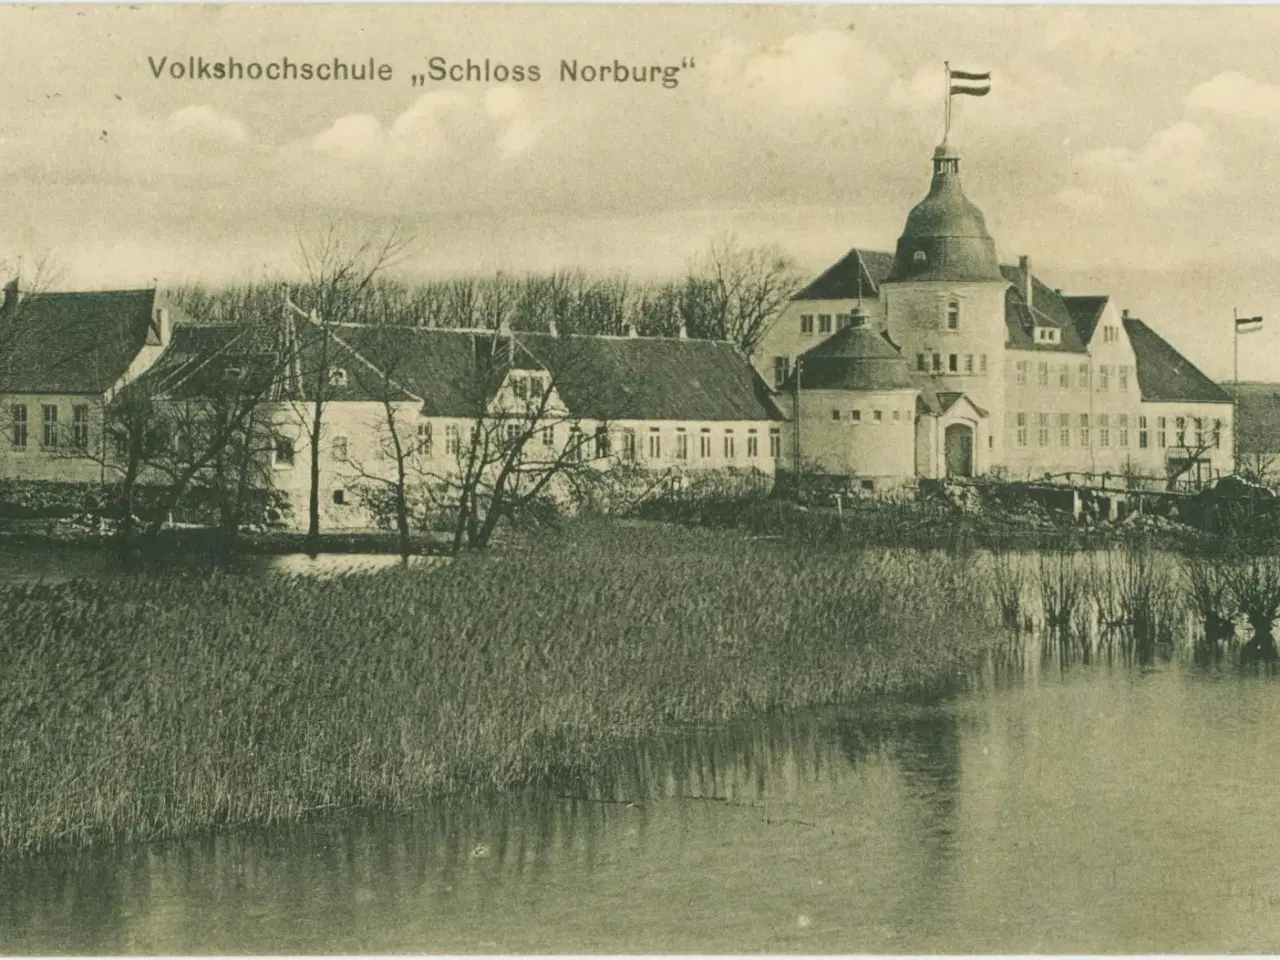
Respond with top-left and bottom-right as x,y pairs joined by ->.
688,233 -> 804,355
288,224 -> 416,554
1165,416 -> 1225,491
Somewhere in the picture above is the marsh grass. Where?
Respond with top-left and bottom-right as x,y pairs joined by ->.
0,521 -> 1001,857
989,548 -> 1029,630
1036,543 -> 1088,636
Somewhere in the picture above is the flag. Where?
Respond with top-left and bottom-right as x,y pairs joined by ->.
1237,315 -> 1264,333
949,68 -> 992,97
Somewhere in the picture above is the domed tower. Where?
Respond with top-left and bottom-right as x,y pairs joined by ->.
880,142 -> 1010,471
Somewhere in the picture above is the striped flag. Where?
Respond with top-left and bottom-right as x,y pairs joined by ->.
1237,315 -> 1264,333
949,68 -> 992,97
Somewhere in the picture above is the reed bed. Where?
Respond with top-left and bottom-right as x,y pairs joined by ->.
0,521 -> 1001,857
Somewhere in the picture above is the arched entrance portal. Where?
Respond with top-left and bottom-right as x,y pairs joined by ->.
944,424 -> 974,478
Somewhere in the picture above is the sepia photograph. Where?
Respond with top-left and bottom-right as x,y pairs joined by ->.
4,3 -> 1280,953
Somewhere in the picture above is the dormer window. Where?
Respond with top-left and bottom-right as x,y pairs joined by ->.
226,366 -> 244,381
946,300 -> 960,330
913,250 -> 927,263
329,368 -> 347,388
1035,327 -> 1061,344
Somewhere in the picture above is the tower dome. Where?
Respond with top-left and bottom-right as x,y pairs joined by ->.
885,143 -> 1003,283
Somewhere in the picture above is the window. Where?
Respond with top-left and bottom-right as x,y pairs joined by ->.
1038,413 -> 1049,447
1016,412 -> 1028,447
648,428 -> 662,459
1059,364 -> 1070,389
1098,365 -> 1109,391
861,479 -> 875,491
445,424 -> 461,456
836,313 -> 851,330
769,428 -> 781,459
699,429 -> 712,459
946,300 -> 960,330
913,250 -> 927,263
10,404 -> 26,450
800,315 -> 814,334
893,410 -> 901,422
332,435 -> 349,461
41,405 -> 57,448
511,376 -> 528,400
747,430 -> 759,458
948,354 -> 958,373
541,426 -> 555,449
1157,417 -> 1167,449
723,431 -> 736,460
329,368 -> 347,388
965,355 -> 974,373
1119,365 -> 1129,392
622,428 -> 637,461
873,410 -> 883,422
1078,364 -> 1090,389
773,356 -> 792,388
831,408 -> 841,421
1059,413 -> 1071,447
1016,360 -> 1029,386
595,428 -> 611,459
1138,417 -> 1148,449
980,355 -> 988,374
1079,414 -> 1090,448
916,353 -> 927,372
505,423 -> 521,444
417,423 -> 432,457
932,352 -> 942,373
1195,418 -> 1205,449
1118,414 -> 1129,447
72,404 -> 89,451
1035,327 -> 1060,344
1103,325 -> 1118,343
850,410 -> 862,422
1099,414 -> 1110,448
273,436 -> 295,467
675,429 -> 688,461
818,314 -> 832,334
1038,362 -> 1049,387
332,489 -> 346,506
567,427 -> 583,463
1213,419 -> 1223,448
1175,416 -> 1186,447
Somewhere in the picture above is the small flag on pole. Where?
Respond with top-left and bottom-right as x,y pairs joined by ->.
949,68 -> 992,98
1237,315 -> 1264,333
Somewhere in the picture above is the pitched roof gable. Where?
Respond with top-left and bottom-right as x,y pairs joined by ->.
793,249 -> 895,301
0,288 -> 158,394
1062,295 -> 1109,345
1123,316 -> 1231,404
1000,265 -> 1087,354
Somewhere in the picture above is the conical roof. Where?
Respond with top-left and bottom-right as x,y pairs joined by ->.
789,326 -> 917,391
885,144 -> 1003,284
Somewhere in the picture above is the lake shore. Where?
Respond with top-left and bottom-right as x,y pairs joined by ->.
0,521 -> 1002,857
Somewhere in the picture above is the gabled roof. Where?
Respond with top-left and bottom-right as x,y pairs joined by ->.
1123,316 -> 1232,404
1000,265 -> 1088,354
1225,382 -> 1280,454
793,249 -> 895,301
0,289 -> 158,394
1062,295 -> 1109,345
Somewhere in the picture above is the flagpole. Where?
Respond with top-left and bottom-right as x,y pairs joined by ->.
1234,307 -> 1239,383
944,61 -> 951,142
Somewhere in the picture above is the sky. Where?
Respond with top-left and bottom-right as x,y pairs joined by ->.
5,4 -> 1280,379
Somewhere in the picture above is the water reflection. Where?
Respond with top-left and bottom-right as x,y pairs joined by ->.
9,640 -> 1280,952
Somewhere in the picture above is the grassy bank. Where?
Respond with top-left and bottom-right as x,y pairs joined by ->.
0,522 -> 999,856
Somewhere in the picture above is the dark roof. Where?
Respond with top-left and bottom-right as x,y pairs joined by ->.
1001,266 -> 1088,354
1226,383 -> 1280,454
786,326 -> 917,391
0,289 -> 157,394
793,249 -> 895,301
1123,316 -> 1232,404
331,327 -> 784,422
1062,295 -> 1109,345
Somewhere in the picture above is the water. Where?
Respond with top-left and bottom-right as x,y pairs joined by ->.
5,639 -> 1280,953
0,544 -> 443,582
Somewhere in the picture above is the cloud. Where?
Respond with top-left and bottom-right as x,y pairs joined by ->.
167,105 -> 248,145
1057,120 -> 1218,212
1186,71 -> 1280,125
708,30 -> 898,115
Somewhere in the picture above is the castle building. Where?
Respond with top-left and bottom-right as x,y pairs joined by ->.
756,142 -> 1235,490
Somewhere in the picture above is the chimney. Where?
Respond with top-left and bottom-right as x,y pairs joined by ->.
3,277 -> 21,314
1122,308 -> 1131,321
1018,255 -> 1033,312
